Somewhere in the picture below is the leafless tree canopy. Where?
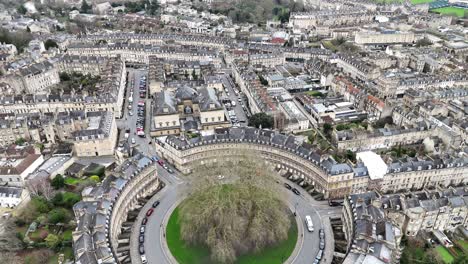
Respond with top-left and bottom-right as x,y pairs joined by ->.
25,176 -> 54,201
179,155 -> 291,263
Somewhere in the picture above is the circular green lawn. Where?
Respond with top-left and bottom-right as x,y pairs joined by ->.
166,207 -> 298,264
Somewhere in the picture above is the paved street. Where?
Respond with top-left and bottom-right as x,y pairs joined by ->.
221,74 -> 249,126
118,68 -> 156,156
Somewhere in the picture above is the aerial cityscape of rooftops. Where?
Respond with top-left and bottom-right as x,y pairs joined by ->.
0,0 -> 467,263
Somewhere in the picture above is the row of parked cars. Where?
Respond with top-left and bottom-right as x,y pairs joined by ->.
139,200 -> 161,263
313,229 -> 326,264
136,100 -> 145,137
139,75 -> 147,98
152,156 -> 174,174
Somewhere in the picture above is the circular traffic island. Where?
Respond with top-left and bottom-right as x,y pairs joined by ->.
166,156 -> 298,264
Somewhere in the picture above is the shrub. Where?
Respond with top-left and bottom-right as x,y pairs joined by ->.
48,208 -> 68,224
62,192 -> 81,208
51,175 -> 65,189
89,175 -> 101,183
31,197 -> 50,214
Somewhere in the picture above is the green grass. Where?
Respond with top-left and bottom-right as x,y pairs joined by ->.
166,207 -> 298,264
61,229 -> 73,241
457,240 -> 468,252
306,91 -> 325,97
64,177 -> 83,185
411,0 -> 434,4
436,245 -> 455,263
431,7 -> 466,17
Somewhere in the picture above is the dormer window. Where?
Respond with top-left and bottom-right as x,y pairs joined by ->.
163,107 -> 169,113
210,103 -> 215,109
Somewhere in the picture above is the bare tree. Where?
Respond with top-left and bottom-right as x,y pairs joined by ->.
25,176 -> 54,201
179,154 -> 291,263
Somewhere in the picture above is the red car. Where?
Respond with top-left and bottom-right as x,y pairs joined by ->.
146,208 -> 154,217
158,160 -> 164,166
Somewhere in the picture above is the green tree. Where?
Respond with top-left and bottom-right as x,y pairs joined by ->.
51,174 -> 65,189
81,0 -> 92,14
62,192 -> 81,208
44,234 -> 60,249
15,137 -> 26,146
48,208 -> 67,224
89,175 -> 100,183
17,5 -> 27,14
52,192 -> 64,206
44,39 -> 58,50
323,123 -> 333,139
59,72 -> 70,81
31,197 -> 50,214
248,113 -> 274,129
258,75 -> 268,86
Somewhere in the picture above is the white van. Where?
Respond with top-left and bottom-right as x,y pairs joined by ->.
305,215 -> 314,232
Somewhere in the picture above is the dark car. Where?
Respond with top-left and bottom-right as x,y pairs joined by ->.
139,245 -> 145,255
139,235 -> 144,243
284,183 -> 292,190
146,208 -> 154,216
167,168 -> 174,174
152,201 -> 160,208
292,188 -> 301,195
141,217 -> 148,225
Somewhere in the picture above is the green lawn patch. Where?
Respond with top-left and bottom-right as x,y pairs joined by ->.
61,229 -> 73,241
431,7 -> 466,17
64,177 -> 83,186
306,91 -> 325,97
411,0 -> 434,4
436,245 -> 455,263
166,207 -> 298,264
457,240 -> 468,252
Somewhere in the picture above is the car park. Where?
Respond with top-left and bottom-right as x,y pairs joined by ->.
152,200 -> 160,208
146,208 -> 154,216
284,183 -> 292,189
292,188 -> 301,195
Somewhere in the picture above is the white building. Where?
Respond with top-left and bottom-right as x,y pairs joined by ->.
0,187 -> 23,208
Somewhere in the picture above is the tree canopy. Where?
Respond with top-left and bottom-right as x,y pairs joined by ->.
44,39 -> 58,50
248,112 -> 273,129
179,155 -> 291,263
